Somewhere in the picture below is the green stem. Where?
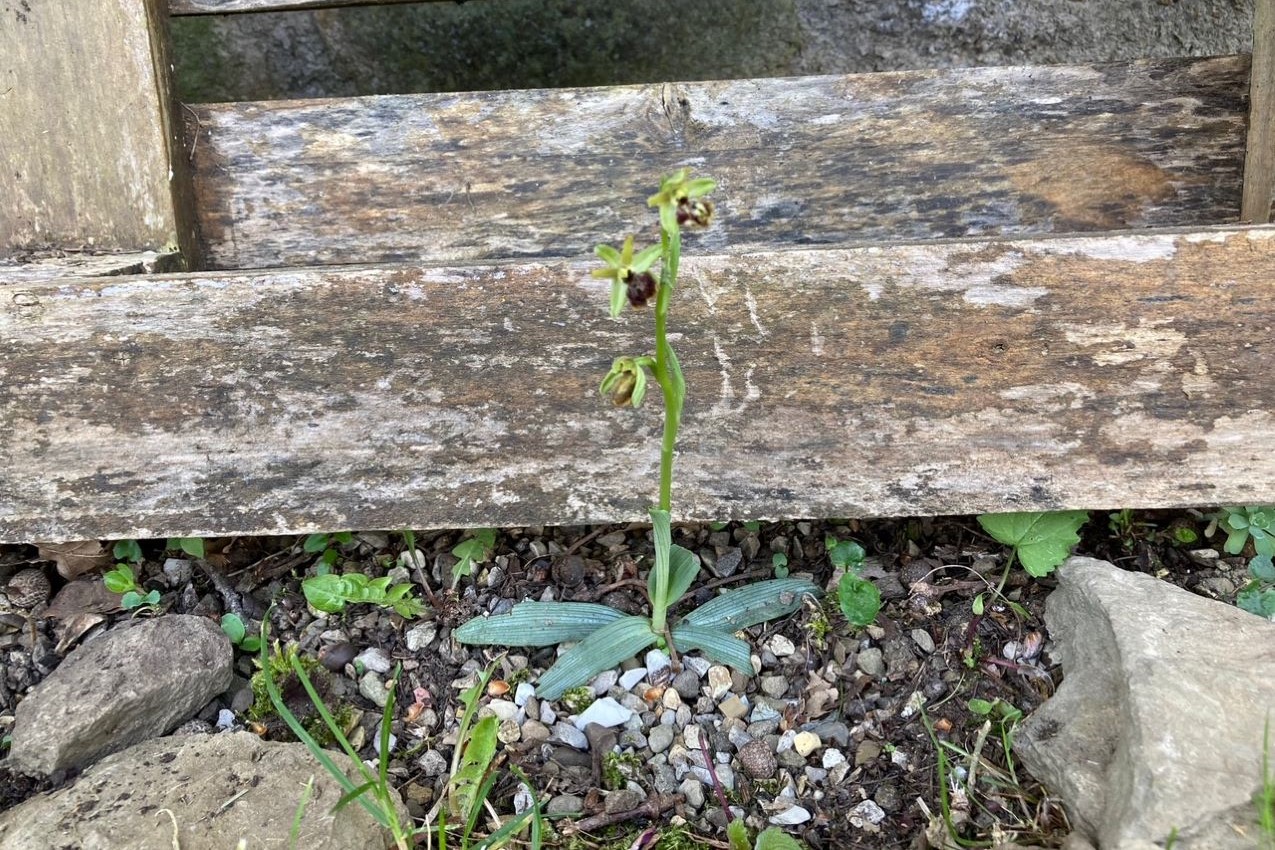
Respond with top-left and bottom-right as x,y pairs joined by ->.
653,224 -> 684,513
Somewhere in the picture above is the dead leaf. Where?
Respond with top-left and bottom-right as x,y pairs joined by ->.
53,612 -> 107,654
37,540 -> 112,579
45,577 -> 122,619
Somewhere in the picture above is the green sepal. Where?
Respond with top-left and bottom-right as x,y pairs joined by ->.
681,578 -> 820,632
536,615 -> 658,701
609,279 -> 627,319
670,623 -> 753,674
454,601 -> 626,646
631,243 -> 662,272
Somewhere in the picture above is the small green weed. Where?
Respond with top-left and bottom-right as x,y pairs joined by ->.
451,528 -> 497,588
258,625 -> 420,850
1237,553 -> 1275,620
112,539 -> 143,564
219,612 -> 262,653
427,659 -> 545,850
166,536 -> 205,558
1210,506 -> 1275,559
828,536 -> 880,627
302,571 -> 426,618
103,563 -> 160,610
771,552 -> 789,578
303,531 -> 355,568
601,752 -> 642,790
977,511 -> 1089,578
1258,716 -> 1275,850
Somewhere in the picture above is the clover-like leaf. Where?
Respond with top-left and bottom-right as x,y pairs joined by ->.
977,510 -> 1090,577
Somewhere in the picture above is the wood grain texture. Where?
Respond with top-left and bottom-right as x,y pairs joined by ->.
0,0 -> 199,264
170,0 -> 424,13
2,227 -> 1272,542
187,56 -> 1250,271
1243,0 -> 1275,222
0,251 -> 184,285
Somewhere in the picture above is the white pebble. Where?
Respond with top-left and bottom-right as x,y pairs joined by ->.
572,697 -> 633,730
216,709 -> 236,730
590,670 -> 619,695
514,682 -> 536,707
849,800 -> 886,826
821,748 -> 847,769
769,805 -> 812,825
645,649 -> 672,680
618,668 -> 647,690
355,647 -> 394,674
484,700 -> 520,723
767,634 -> 797,657
707,666 -> 733,700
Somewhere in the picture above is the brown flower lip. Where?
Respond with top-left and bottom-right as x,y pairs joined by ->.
626,271 -> 658,308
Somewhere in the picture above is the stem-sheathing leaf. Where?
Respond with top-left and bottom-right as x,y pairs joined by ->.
536,615 -> 657,700
454,601 -> 626,646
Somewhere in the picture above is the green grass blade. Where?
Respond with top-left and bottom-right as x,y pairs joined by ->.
333,780 -> 377,813
288,777 -> 314,850
475,808 -> 537,850
535,615 -> 658,700
462,767 -> 502,844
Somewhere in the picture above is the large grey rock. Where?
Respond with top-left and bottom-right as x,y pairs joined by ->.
0,732 -> 403,850
1016,557 -> 1275,849
8,615 -> 233,776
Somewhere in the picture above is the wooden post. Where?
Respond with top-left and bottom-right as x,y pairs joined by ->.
0,0 -> 199,266
1243,0 -> 1275,222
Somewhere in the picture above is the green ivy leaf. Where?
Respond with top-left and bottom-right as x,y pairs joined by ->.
452,529 -> 497,586
977,510 -> 1090,577
837,572 -> 881,627
169,537 -> 205,559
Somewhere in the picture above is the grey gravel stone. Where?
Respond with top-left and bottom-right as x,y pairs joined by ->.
550,721 -> 588,750
417,749 -> 448,776
546,794 -> 584,815
8,616 -> 233,777
679,777 -> 706,809
671,669 -> 700,700
604,788 -> 646,813
737,740 -> 778,779
648,724 -> 675,754
856,647 -> 885,677
760,675 -> 789,699
359,671 -> 389,708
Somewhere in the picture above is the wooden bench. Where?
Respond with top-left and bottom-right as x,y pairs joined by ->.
2,0 -> 1273,542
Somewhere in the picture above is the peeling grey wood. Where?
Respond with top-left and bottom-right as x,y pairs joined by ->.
1243,0 -> 1275,222
2,227 -> 1273,542
187,56 -> 1249,271
170,0 -> 424,13
0,0 -> 199,265
0,251 -> 184,286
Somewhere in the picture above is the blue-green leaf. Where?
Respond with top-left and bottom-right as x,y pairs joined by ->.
682,578 -> 820,632
454,601 -> 626,646
648,509 -> 674,611
536,615 -> 657,701
670,624 -> 753,674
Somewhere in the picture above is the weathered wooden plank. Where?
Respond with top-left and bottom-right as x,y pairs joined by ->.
170,0 -> 424,13
2,227 -> 1272,542
1243,0 -> 1275,222
0,0 -> 199,265
0,251 -> 185,286
187,56 -> 1249,271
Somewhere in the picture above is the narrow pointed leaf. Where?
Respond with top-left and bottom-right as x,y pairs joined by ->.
682,578 -> 820,631
664,545 -> 700,609
671,624 -> 753,674
610,279 -> 627,319
536,615 -> 657,700
631,244 -> 662,272
455,601 -> 625,646
448,714 -> 498,819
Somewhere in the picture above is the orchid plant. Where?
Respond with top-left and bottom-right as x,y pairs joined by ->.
455,171 -> 819,700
